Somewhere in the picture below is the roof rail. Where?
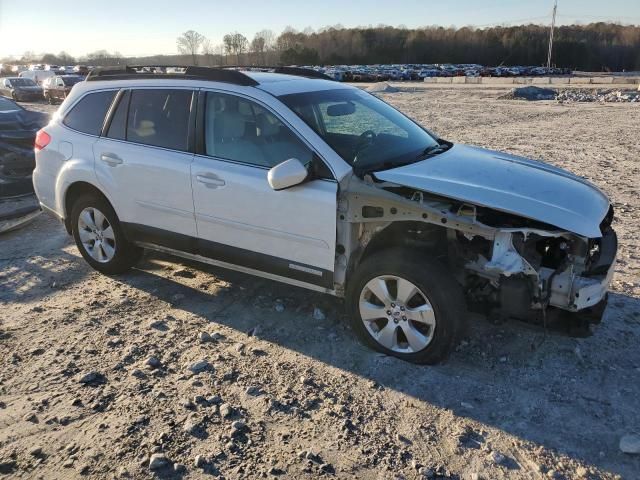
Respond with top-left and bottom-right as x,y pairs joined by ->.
86,65 -> 259,86
272,66 -> 335,81
85,65 -> 336,85
230,65 -> 335,81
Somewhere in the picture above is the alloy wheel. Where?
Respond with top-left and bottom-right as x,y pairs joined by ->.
358,275 -> 436,353
77,207 -> 116,263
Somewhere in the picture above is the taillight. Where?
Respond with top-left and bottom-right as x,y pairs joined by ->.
35,129 -> 51,151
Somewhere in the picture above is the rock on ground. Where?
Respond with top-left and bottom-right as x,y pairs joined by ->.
368,82 -> 400,93
503,85 -> 557,100
619,434 -> 640,454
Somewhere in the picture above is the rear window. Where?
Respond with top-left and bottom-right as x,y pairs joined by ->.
63,90 -> 116,136
126,89 -> 192,151
62,76 -> 83,86
9,78 -> 37,87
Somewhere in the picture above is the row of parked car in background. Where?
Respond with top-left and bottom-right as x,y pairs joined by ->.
316,64 -> 573,82
3,62 -> 573,87
0,63 -> 91,103
0,62 -> 574,105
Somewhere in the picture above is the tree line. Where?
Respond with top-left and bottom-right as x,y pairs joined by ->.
7,23 -> 640,71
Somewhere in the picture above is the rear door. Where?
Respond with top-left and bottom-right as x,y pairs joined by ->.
191,90 -> 337,289
93,88 -> 197,249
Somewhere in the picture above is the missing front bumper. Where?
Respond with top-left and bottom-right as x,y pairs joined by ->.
544,229 -> 617,312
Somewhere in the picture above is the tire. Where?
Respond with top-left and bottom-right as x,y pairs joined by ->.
70,193 -> 142,274
346,248 -> 466,364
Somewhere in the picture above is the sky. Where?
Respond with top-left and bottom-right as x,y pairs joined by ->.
0,0 -> 639,59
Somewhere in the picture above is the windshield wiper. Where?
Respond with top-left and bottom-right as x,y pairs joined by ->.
355,141 -> 453,177
417,142 -> 451,159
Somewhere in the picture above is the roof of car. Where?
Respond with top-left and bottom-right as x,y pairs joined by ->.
81,67 -> 350,97
248,72 -> 348,96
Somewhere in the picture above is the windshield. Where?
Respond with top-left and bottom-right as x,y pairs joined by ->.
9,78 -> 37,87
279,88 -> 442,175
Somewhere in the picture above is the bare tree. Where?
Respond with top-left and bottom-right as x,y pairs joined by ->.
176,30 -> 205,65
223,32 -> 248,65
232,33 -> 248,65
222,34 -> 234,62
21,51 -> 37,63
250,30 -> 275,64
202,38 -> 214,66
215,44 -> 226,65
250,35 -> 266,64
255,29 -> 275,50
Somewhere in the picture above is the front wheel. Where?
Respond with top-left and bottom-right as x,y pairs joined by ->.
70,194 -> 142,274
346,249 -> 466,364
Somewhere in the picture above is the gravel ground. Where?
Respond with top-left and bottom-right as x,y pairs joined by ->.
0,87 -> 639,479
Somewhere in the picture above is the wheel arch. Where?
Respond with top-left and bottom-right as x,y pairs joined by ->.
345,220 -> 450,289
63,181 -> 113,234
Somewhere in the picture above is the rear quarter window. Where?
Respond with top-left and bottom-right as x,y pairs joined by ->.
63,90 -> 116,136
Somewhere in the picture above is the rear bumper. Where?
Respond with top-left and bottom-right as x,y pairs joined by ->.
13,92 -> 43,101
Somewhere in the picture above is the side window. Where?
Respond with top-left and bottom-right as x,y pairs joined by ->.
126,89 -> 192,151
204,92 -> 314,169
63,90 -> 116,136
57,78 -> 64,87
106,90 -> 130,141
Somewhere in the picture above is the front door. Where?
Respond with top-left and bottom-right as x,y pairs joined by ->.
93,88 -> 197,249
191,90 -> 337,289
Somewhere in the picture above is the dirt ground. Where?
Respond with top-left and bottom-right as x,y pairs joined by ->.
1,85 -> 639,480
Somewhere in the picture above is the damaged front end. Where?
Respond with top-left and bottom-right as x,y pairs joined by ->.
336,176 -> 617,328
462,206 -> 617,325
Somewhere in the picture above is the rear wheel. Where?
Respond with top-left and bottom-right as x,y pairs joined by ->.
70,194 -> 142,274
346,249 -> 466,364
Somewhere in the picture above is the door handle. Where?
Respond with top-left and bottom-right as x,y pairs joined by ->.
196,174 -> 226,188
100,153 -> 123,166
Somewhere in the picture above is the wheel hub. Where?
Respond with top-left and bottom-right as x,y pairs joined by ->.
390,305 -> 403,322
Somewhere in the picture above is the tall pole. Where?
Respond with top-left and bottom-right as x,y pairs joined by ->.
547,0 -> 558,69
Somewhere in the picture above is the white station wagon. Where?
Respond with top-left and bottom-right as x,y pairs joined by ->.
33,66 -> 617,363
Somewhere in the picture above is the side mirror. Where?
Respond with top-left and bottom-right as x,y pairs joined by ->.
268,158 -> 308,191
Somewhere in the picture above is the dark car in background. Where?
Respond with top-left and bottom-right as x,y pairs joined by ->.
42,75 -> 84,104
0,77 -> 44,102
0,96 -> 49,197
